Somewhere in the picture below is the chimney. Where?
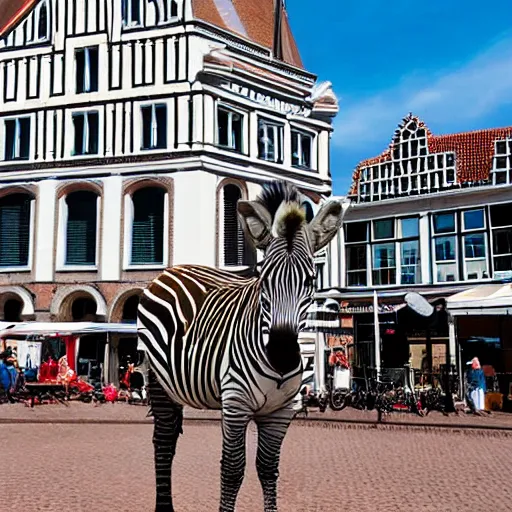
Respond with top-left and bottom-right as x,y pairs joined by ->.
273,0 -> 283,61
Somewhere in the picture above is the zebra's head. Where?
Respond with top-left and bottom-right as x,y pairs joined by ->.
238,181 -> 345,354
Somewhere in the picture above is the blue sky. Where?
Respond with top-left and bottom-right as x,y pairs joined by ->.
287,0 -> 512,195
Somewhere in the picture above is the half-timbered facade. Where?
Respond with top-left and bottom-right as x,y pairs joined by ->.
0,0 -> 338,327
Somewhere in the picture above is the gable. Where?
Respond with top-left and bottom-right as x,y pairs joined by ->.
0,0 -> 38,37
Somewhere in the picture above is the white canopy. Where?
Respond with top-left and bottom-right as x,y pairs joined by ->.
0,322 -> 138,338
446,284 -> 512,316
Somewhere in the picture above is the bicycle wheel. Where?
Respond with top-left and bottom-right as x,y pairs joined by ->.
330,390 -> 348,411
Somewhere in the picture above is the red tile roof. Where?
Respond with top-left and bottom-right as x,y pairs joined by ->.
192,0 -> 303,68
350,116 -> 512,195
0,0 -> 36,37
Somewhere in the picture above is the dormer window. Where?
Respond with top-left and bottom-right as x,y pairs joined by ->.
123,0 -> 142,26
76,47 -> 99,94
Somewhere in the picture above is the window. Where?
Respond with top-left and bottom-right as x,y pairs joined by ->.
315,262 -> 325,290
462,208 -> 487,280
141,104 -> 167,150
76,47 -> 99,94
258,119 -> 283,163
490,203 -> 512,275
292,130 -> 312,169
65,191 -> 97,266
72,112 -> 99,155
131,188 -> 165,265
372,243 -> 396,286
123,0 -> 141,26
398,217 -> 420,284
0,194 -> 32,267
432,212 -> 457,282
167,0 -> 178,18
491,138 -> 512,185
345,221 -> 369,286
373,219 -> 394,240
4,118 -> 30,160
222,185 -> 254,266
217,107 -> 243,152
37,1 -> 49,41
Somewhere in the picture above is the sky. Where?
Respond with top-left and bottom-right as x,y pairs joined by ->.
286,0 -> 512,196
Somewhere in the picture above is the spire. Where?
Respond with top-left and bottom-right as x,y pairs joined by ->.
273,0 -> 283,60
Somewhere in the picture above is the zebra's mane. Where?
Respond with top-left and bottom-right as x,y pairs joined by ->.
257,181 -> 305,249
256,181 -> 300,221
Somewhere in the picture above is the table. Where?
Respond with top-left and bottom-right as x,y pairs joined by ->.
25,382 -> 67,408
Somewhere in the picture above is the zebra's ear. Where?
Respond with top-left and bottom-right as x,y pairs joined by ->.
237,200 -> 273,249
307,200 -> 347,253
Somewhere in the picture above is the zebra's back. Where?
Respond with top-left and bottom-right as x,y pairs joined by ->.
137,265 -> 258,409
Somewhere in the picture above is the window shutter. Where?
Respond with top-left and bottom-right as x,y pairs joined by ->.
223,185 -> 242,266
4,120 -> 15,160
0,194 -> 31,267
73,115 -> 84,155
76,49 -> 85,93
155,105 -> 167,149
66,191 -> 97,265
89,47 -> 99,92
131,188 -> 165,265
141,106 -> 152,149
88,112 -> 99,154
19,118 -> 31,159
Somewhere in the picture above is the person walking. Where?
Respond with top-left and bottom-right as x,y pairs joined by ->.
466,357 -> 486,414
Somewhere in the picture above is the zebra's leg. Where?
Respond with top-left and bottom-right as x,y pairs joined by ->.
219,403 -> 251,512
254,406 -> 296,512
148,369 -> 183,512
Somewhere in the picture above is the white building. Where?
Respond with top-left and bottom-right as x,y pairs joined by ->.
0,0 -> 338,328
317,114 -> 512,402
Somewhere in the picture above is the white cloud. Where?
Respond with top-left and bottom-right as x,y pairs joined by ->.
333,36 -> 512,149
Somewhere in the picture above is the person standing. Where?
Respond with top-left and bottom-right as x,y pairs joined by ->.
466,357 -> 486,414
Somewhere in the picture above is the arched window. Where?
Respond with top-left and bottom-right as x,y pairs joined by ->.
131,188 -> 165,265
65,191 -> 98,266
168,0 -> 178,18
222,184 -> 255,267
302,201 -> 314,223
4,298 -> 22,322
37,1 -> 48,41
0,193 -> 32,268
71,297 -> 97,321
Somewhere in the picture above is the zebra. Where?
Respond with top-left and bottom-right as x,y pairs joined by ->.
137,180 -> 345,512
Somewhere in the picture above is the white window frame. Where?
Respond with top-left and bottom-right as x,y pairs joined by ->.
291,127 -> 315,170
491,138 -> 512,186
123,0 -> 142,27
76,46 -> 98,94
123,190 -> 169,270
72,110 -> 100,156
432,211 -> 458,284
140,103 -> 167,151
4,117 -> 31,161
257,117 -> 284,163
345,221 -> 370,288
56,194 -> 100,271
0,197 -> 35,273
489,202 -> 512,279
216,104 -> 246,153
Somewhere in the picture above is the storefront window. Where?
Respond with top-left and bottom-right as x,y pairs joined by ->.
490,203 -> 512,276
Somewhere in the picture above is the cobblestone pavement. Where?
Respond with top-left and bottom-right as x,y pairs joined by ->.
3,417 -> 512,512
